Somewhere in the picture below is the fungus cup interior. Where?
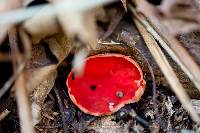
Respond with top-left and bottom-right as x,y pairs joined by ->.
66,53 -> 145,116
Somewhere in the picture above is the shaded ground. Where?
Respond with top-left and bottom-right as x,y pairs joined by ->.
0,1 -> 200,133
0,54 -> 199,133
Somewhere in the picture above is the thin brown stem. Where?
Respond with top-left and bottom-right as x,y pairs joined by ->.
9,28 -> 34,133
133,17 -> 200,122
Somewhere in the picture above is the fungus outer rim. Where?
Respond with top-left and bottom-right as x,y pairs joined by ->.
67,53 -> 146,116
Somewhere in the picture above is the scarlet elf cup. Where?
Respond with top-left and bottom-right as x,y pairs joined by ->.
66,53 -> 145,116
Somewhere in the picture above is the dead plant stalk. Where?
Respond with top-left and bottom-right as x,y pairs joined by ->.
131,0 -> 200,92
133,18 -> 200,122
9,28 -> 34,133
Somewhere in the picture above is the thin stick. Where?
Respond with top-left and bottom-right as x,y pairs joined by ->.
133,18 -> 200,122
0,62 -> 25,98
53,86 -> 68,133
0,29 -> 30,98
9,28 -> 34,133
0,109 -> 11,121
0,0 -> 115,25
15,71 -> 34,133
0,30 -> 29,99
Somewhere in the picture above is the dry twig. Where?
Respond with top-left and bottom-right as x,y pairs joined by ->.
53,85 -> 68,133
0,0 -> 115,26
0,28 -> 32,99
9,28 -> 34,133
0,109 -> 10,121
0,62 -> 25,98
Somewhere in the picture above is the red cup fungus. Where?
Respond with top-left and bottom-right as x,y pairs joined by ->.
66,53 -> 146,116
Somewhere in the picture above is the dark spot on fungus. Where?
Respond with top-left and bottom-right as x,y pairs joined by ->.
72,73 -> 75,80
67,54 -> 146,116
116,91 -> 124,98
90,85 -> 96,91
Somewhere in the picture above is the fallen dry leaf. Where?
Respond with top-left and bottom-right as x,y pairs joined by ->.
162,18 -> 200,36
45,33 -> 73,63
134,0 -> 200,35
158,0 -> 200,35
23,6 -> 59,44
25,64 -> 57,95
102,6 -> 125,39
94,7 -> 108,23
23,32 -> 72,125
0,0 -> 35,45
55,0 -> 98,50
31,70 -> 57,125
0,0 -> 21,11
0,0 -> 22,45
158,0 -> 198,16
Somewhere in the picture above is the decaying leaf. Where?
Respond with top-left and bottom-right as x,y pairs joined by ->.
0,0 -> 35,45
45,33 -> 73,63
25,64 -> 57,95
23,32 -> 72,125
0,0 -> 21,11
178,33 -> 200,65
158,0 -> 181,15
0,0 -> 22,44
134,0 -> 159,19
94,7 -> 108,23
134,0 -> 200,35
158,0 -> 198,16
55,0 -> 98,49
158,0 -> 200,35
23,6 -> 59,44
162,18 -> 200,36
31,70 -> 57,125
102,6 -> 125,40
